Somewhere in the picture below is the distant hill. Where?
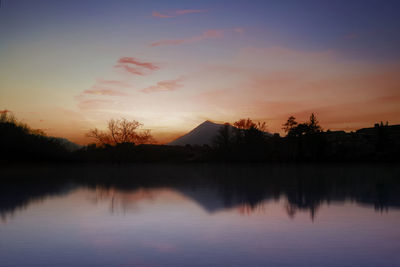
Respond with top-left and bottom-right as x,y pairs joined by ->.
168,121 -> 228,146
48,137 -> 82,152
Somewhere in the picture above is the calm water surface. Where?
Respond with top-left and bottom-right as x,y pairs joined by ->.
0,164 -> 400,266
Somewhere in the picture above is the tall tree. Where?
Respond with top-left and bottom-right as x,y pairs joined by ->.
308,113 -> 322,133
282,116 -> 298,134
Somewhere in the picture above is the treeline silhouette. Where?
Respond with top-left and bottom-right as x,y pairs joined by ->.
1,164 -> 400,220
210,114 -> 400,162
1,112 -> 399,163
0,112 -> 70,161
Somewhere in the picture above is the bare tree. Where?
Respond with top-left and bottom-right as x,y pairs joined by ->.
232,118 -> 268,145
233,118 -> 267,131
233,118 -> 255,130
87,118 -> 154,146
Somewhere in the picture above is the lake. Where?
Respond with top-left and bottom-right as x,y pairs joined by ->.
1,163 -> 400,267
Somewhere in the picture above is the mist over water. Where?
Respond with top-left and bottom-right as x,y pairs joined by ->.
1,164 -> 399,266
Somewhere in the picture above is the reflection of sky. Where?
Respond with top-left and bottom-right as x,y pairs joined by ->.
1,1 -> 400,143
0,187 -> 399,266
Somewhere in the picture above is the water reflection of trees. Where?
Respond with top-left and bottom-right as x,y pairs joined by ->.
89,187 -> 157,213
0,167 -> 74,222
1,164 -> 399,220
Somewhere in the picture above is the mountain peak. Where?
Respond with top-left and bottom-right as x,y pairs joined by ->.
168,120 -> 272,146
168,120 -> 224,146
200,120 -> 216,125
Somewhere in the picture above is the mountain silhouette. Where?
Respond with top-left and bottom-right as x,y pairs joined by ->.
168,120 -> 227,146
48,137 -> 82,151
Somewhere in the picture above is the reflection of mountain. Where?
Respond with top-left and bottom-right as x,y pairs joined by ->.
176,187 -> 243,213
1,164 -> 400,219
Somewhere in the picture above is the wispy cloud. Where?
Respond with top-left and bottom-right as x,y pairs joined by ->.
140,79 -> 183,93
150,30 -> 223,47
83,87 -> 128,96
152,9 -> 207,18
152,11 -> 174,18
115,65 -> 145,75
77,99 -> 115,110
117,57 -> 159,70
97,79 -> 132,88
115,57 -> 159,75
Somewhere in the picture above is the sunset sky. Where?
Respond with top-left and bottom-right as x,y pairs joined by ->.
1,0 -> 400,144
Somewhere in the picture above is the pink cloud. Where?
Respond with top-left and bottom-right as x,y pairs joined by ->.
152,9 -> 207,18
150,29 -> 223,47
97,79 -> 132,88
83,88 -> 128,96
77,99 -> 114,110
152,11 -> 174,18
0,109 -> 10,114
115,64 -> 145,75
117,57 -> 159,70
115,57 -> 159,75
140,79 -> 183,93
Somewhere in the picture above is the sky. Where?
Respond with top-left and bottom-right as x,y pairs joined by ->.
1,0 -> 400,144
